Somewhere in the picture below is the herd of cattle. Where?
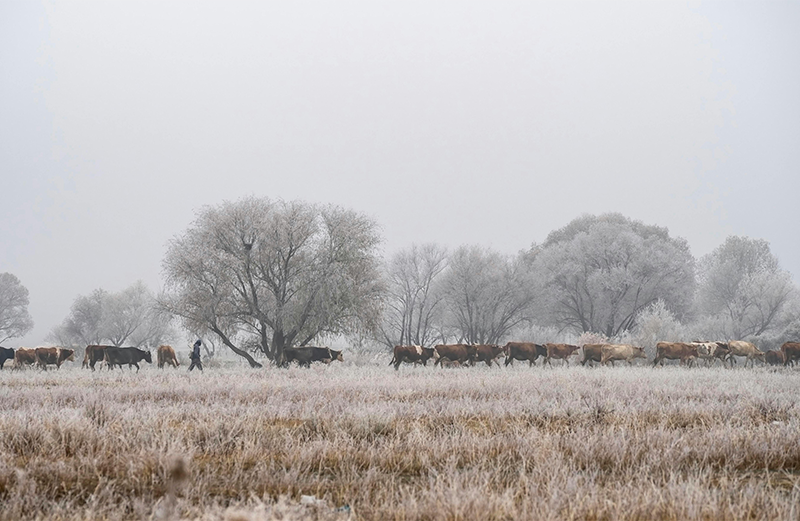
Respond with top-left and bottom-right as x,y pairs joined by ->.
0,344 -> 180,371
1,340 -> 799,372
389,341 -> 800,369
0,344 -> 345,371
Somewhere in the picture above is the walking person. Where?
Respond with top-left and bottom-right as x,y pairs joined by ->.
188,339 -> 203,372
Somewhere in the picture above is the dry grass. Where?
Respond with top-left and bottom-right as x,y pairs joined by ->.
1,362 -> 799,520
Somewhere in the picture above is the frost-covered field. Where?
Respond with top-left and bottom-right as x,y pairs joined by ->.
1,363 -> 799,520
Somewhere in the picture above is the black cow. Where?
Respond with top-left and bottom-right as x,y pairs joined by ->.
83,345 -> 110,370
0,346 -> 14,369
282,346 -> 341,367
103,347 -> 152,372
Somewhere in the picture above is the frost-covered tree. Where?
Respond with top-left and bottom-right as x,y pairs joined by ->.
161,197 -> 384,367
441,245 -> 536,344
49,289 -> 107,347
48,282 -> 174,349
531,214 -> 696,337
0,273 -> 34,343
696,236 -> 795,339
378,243 -> 448,348
631,300 -> 687,357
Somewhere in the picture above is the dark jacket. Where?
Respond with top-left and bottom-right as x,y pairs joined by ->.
191,340 -> 202,360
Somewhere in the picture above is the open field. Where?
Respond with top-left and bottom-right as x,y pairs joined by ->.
1,362 -> 799,520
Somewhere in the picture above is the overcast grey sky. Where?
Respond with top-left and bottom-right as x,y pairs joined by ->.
1,1 -> 798,347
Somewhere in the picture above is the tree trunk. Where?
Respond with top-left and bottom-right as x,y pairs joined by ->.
210,325 -> 263,368
272,330 -> 287,366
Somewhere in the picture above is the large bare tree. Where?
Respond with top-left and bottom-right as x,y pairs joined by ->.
697,236 -> 795,339
378,243 -> 448,348
0,273 -> 34,343
441,245 -> 536,344
531,214 -> 696,337
161,197 -> 384,367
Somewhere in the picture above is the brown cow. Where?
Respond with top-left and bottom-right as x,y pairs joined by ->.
653,342 -> 698,367
434,344 -> 477,367
781,342 -> 800,367
14,348 -> 37,368
543,343 -> 581,366
472,344 -> 505,367
157,345 -> 180,369
35,347 -> 76,370
727,340 -> 765,368
581,344 -> 604,366
504,342 -> 547,367
389,345 -> 436,370
691,341 -> 728,367
601,344 -> 647,366
711,343 -> 733,367
83,345 -> 109,370
764,350 -> 785,366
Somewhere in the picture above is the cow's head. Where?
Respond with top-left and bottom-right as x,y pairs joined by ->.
331,349 -> 343,362
567,344 -> 581,356
633,346 -> 646,359
143,350 -> 153,364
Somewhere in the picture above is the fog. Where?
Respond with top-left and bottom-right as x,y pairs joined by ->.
1,1 -> 798,347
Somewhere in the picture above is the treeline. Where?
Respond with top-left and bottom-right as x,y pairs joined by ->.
379,217 -> 797,357
3,196 -> 796,366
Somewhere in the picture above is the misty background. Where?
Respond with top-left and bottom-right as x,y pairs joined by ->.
1,1 -> 798,348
